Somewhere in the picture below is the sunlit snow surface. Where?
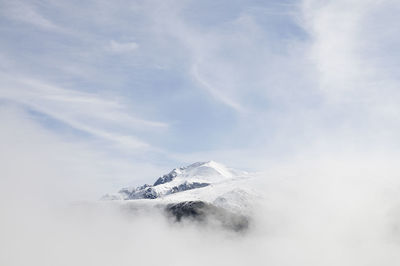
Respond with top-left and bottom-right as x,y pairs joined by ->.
102,161 -> 260,230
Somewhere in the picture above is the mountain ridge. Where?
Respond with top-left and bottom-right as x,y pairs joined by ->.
101,161 -> 257,231
102,161 -> 249,201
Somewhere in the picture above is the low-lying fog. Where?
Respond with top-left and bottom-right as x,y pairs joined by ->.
2,109 -> 400,266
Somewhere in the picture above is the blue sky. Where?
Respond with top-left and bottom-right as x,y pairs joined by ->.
4,3 -> 400,264
1,0 -> 400,194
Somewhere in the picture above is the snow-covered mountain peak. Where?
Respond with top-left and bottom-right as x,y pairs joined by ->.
176,160 -> 238,181
102,161 -> 250,201
101,161 -> 257,231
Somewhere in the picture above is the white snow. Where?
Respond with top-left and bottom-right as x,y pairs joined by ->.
103,161 -> 258,214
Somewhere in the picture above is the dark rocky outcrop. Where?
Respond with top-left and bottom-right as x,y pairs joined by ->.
169,182 -> 210,194
118,181 -> 210,200
164,201 -> 249,232
118,185 -> 158,199
153,169 -> 179,186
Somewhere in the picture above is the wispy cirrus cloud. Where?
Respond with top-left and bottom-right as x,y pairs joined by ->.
0,0 -> 60,30
0,75 -> 168,151
2,0 -> 400,167
191,65 -> 246,113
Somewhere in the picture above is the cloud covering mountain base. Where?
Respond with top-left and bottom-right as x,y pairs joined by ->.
3,164 -> 400,266
2,115 -> 400,266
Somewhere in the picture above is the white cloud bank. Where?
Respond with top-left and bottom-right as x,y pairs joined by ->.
2,117 -> 400,266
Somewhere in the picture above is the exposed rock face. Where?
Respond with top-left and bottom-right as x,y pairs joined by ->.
118,184 -> 156,199
165,201 -> 249,232
165,201 -> 207,221
153,169 -> 180,186
114,181 -> 210,200
169,181 -> 210,194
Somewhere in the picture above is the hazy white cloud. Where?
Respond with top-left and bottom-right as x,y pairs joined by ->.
0,106 -> 167,200
2,123 -> 400,266
1,1 -> 60,30
109,40 -> 139,53
301,0 -> 400,103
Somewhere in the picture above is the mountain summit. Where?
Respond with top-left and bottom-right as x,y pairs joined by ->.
103,161 -> 248,201
102,161 -> 256,231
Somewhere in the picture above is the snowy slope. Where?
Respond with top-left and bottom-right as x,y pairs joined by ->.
102,161 -> 258,214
